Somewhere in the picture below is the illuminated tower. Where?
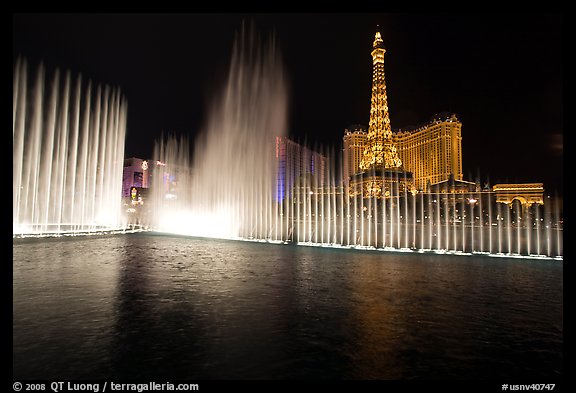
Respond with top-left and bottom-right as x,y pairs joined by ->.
350,28 -> 414,199
359,29 -> 402,171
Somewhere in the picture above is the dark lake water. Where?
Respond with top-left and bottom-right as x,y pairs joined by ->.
13,232 -> 563,380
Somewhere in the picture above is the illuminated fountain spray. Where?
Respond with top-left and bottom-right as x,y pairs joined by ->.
275,149 -> 562,260
151,27 -> 288,239
13,58 -> 128,236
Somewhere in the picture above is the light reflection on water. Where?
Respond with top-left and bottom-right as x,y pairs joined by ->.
13,233 -> 563,379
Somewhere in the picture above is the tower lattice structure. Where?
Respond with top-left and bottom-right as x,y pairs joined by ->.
359,30 -> 402,171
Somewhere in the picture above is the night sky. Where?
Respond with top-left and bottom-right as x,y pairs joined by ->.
12,13 -> 563,192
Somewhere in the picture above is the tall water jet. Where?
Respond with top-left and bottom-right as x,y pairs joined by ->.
151,26 -> 287,239
13,58 -> 127,236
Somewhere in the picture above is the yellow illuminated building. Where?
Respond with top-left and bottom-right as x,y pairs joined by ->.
343,125 -> 367,183
343,115 -> 463,192
395,114 -> 463,192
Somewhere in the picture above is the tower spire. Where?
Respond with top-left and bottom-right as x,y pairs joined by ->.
359,28 -> 402,170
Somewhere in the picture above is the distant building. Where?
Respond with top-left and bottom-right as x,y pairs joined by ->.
426,175 -> 479,206
342,124 -> 367,183
395,113 -> 463,192
342,114 -> 464,194
275,137 -> 328,201
428,175 -> 478,194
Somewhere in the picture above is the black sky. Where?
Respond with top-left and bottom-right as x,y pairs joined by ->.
12,13 -> 563,192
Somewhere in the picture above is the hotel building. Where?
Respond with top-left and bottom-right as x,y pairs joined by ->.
395,113 -> 463,191
276,136 -> 328,201
343,113 -> 463,192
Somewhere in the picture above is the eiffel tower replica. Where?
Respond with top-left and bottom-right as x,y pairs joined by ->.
350,28 -> 416,199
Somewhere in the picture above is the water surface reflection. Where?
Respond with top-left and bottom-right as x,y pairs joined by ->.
13,233 -> 562,379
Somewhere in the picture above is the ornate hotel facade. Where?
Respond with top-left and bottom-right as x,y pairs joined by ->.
395,114 -> 463,191
344,114 -> 464,192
